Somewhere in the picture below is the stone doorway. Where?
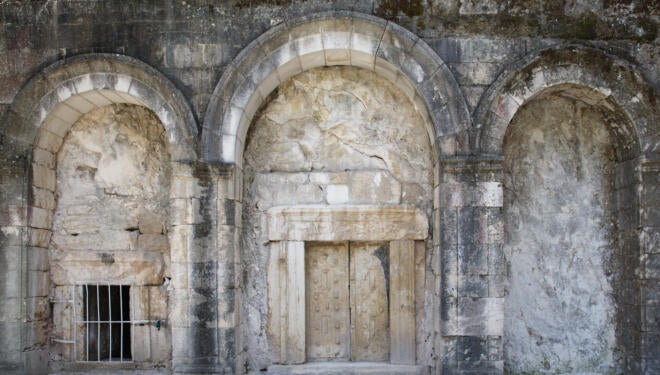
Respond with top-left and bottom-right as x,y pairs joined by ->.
306,242 -> 390,362
266,205 -> 428,372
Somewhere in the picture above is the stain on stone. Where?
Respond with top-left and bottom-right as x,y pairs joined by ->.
376,0 -> 424,20
224,199 -> 235,226
99,252 -> 115,265
373,243 -> 390,304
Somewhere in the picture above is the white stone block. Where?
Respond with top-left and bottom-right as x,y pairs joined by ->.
475,182 -> 503,207
49,102 -> 82,126
65,94 -> 97,114
326,184 -> 349,204
325,48 -> 350,66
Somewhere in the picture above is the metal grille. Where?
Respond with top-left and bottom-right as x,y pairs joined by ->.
76,284 -> 132,362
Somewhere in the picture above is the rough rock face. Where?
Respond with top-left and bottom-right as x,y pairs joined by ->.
50,104 -> 171,283
503,96 -> 617,373
242,66 -> 434,370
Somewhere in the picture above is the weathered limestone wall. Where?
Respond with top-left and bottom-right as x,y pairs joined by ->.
49,104 -> 172,367
0,2 -> 656,375
241,66 -> 434,371
503,96 -> 617,373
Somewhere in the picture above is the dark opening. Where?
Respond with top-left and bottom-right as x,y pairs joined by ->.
83,284 -> 131,361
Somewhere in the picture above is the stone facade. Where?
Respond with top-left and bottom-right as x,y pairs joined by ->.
0,1 -> 658,375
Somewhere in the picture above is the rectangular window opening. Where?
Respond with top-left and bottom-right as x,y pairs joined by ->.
79,284 -> 132,362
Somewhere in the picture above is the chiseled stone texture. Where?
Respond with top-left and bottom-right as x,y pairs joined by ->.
242,66 -> 434,370
503,96 -> 618,373
48,103 -> 172,364
51,103 -> 170,257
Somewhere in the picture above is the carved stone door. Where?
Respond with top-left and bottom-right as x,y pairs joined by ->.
305,242 -> 390,362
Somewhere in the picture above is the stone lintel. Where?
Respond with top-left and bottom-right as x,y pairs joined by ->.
51,250 -> 165,285
267,205 -> 428,242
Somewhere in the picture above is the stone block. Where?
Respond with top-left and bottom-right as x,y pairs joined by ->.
0,297 -> 21,322
0,204 -> 26,227
486,208 -> 503,244
29,206 -> 52,229
28,228 -> 51,248
169,289 -> 191,328
440,209 -> 459,246
51,230 -> 137,251
132,325 -> 152,362
487,244 -> 505,276
461,86 -> 486,112
23,348 -> 48,374
643,358 -> 660,374
457,336 -> 489,367
138,210 -> 165,234
459,0 -> 498,15
453,297 -> 503,336
439,183 -> 468,208
24,320 -> 49,347
348,170 -> 401,204
642,227 -> 659,254
150,319 -> 172,363
31,163 -> 56,192
50,250 -> 165,285
267,205 -> 428,242
642,332 -> 660,358
646,253 -> 660,279
326,184 -> 349,204
643,304 -> 659,332
458,275 -> 488,298
25,296 -> 49,322
171,198 -> 202,226
458,207 -> 488,245
487,275 -> 506,298
27,246 -> 48,271
32,147 -> 55,169
35,129 -> 64,154
31,186 -> 55,211
138,234 -> 169,252
27,270 -> 49,297
449,62 -> 501,86
170,175 -> 205,199
0,322 -> 22,353
474,182 -> 502,207
458,244 -> 489,275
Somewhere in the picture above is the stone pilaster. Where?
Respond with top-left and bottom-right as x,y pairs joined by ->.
437,157 -> 504,375
170,161 -> 237,374
640,158 -> 660,374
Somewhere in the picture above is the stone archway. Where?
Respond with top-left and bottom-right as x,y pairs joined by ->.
239,65 -> 437,373
203,12 -> 471,373
473,45 -> 658,373
0,53 -> 198,373
202,11 -> 471,164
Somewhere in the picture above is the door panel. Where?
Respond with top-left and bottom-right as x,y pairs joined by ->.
305,241 -> 390,362
350,242 -> 390,362
305,243 -> 350,361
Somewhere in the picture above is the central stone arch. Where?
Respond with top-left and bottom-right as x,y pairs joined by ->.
203,12 -> 470,373
202,11 -> 471,164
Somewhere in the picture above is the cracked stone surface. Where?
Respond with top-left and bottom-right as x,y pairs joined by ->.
503,96 -> 618,374
242,66 -> 434,370
50,103 -> 171,282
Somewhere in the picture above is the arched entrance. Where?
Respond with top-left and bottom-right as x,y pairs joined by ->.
202,12 -> 471,374
0,53 -> 197,373
242,66 -> 433,373
474,45 -> 655,373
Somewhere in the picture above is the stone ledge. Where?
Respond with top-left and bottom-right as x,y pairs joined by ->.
268,362 -> 429,375
267,204 -> 428,241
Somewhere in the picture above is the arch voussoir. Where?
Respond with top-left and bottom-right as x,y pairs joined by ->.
202,11 -> 470,164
